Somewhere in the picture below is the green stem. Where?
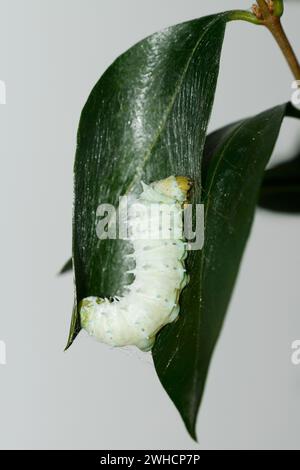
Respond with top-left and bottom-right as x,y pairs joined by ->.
227,10 -> 261,25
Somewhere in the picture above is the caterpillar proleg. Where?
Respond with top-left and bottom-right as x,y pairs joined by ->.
80,175 -> 191,351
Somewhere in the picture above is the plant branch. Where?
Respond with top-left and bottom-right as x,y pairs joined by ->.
257,0 -> 300,82
267,17 -> 300,81
228,1 -> 300,82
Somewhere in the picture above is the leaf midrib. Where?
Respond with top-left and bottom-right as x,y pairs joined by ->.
126,15 -> 224,195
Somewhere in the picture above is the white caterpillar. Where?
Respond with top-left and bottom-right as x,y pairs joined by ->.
80,175 -> 191,351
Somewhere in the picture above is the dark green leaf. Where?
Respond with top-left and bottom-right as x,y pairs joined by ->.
259,150 -> 300,213
67,14 -> 227,349
153,104 -> 289,440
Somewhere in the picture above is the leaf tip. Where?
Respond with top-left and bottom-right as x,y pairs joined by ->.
187,427 -> 198,443
64,339 -> 73,352
183,414 -> 198,443
58,258 -> 73,276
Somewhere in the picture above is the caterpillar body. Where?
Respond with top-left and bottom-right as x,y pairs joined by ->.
80,175 -> 191,351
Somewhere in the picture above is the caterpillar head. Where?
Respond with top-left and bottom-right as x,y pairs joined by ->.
150,176 -> 192,202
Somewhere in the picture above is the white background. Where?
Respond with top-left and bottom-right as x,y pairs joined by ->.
0,0 -> 299,449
